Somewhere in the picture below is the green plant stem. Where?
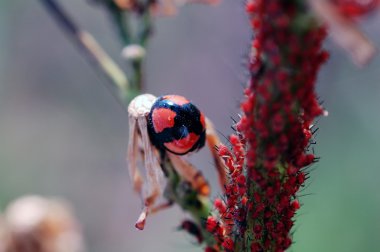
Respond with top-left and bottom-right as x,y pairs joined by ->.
160,152 -> 216,247
131,11 -> 153,92
138,11 -> 152,47
104,3 -> 152,97
106,2 -> 132,45
40,0 -> 130,103
131,60 -> 143,92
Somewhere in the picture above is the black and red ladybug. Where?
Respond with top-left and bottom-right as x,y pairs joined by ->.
127,93 -> 226,230
147,94 -> 206,155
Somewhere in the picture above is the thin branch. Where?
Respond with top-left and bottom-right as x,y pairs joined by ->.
40,0 -> 130,102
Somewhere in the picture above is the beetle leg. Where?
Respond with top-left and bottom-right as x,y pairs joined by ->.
205,117 -> 227,190
135,206 -> 148,230
138,116 -> 162,203
135,116 -> 163,230
167,153 -> 210,196
149,200 -> 174,214
135,201 -> 173,230
127,116 -> 144,196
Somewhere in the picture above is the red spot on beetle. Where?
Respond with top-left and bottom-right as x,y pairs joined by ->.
164,133 -> 200,154
163,95 -> 190,105
152,108 -> 177,133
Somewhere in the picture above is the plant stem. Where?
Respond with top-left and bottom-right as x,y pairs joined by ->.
105,2 -> 132,45
103,2 -> 152,97
160,152 -> 216,247
40,0 -> 130,103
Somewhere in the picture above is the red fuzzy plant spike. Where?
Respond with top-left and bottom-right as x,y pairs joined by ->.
208,0 -> 328,251
204,136 -> 247,251
241,0 -> 328,250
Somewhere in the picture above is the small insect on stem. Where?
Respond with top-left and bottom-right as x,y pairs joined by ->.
127,94 -> 226,230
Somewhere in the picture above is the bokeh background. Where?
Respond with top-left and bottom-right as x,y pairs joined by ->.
1,1 -> 380,251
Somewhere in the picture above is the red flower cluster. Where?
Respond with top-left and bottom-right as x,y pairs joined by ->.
206,0 -> 328,251
203,136 -> 246,251
240,0 -> 328,251
205,216 -> 226,251
218,136 -> 247,234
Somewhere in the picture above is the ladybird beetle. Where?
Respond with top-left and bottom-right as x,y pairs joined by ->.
127,93 -> 226,230
147,95 -> 206,155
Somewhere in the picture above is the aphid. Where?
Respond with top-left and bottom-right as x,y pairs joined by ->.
127,94 -> 226,230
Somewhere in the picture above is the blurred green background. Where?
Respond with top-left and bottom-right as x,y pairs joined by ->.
1,0 -> 380,251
